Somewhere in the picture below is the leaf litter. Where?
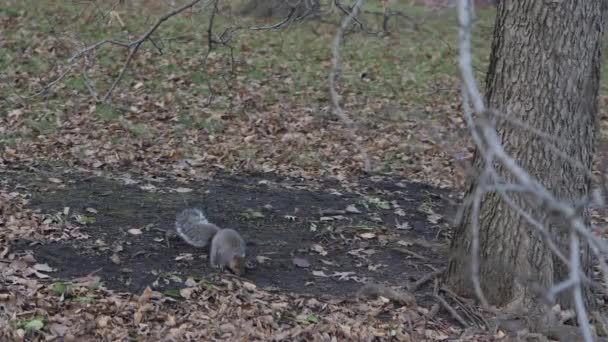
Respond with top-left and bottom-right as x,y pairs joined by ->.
0,1 -> 505,340
0,168 -> 483,340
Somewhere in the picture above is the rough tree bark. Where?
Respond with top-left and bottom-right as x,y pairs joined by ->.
446,0 -> 606,310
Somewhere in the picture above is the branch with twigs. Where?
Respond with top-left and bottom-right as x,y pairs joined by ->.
36,0 -> 321,103
35,0 -> 207,102
329,0 -> 372,173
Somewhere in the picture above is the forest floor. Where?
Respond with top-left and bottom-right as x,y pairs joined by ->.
3,0 -> 608,340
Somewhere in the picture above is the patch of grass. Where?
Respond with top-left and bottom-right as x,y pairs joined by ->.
20,56 -> 50,74
26,116 -> 57,135
64,75 -> 87,91
191,72 -> 207,86
0,51 -> 14,70
0,6 -> 22,17
119,118 -> 152,138
18,317 -> 45,332
96,104 -> 122,121
51,281 -> 71,297
110,135 -> 124,145
196,118 -> 224,134
177,113 -> 194,128
0,133 -> 22,147
1,0 -> 498,177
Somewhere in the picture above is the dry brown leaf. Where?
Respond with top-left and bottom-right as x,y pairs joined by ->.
311,244 -> 327,256
180,287 -> 194,299
110,253 -> 121,265
138,287 -> 153,305
345,204 -> 361,213
359,232 -> 376,239
312,270 -> 328,277
33,263 -> 53,272
292,257 -> 311,268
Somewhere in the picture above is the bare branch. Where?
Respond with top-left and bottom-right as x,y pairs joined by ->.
570,230 -> 594,342
329,0 -> 371,173
37,0 -> 206,102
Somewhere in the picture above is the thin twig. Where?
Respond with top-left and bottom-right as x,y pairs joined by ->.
408,268 -> 444,292
434,292 -> 469,327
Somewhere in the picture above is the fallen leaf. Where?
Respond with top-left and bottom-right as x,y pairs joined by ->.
242,281 -> 257,291
256,255 -> 271,264
292,257 -> 310,268
33,263 -> 53,272
345,204 -> 361,213
139,184 -> 157,191
396,221 -> 411,230
48,323 -> 69,336
312,270 -> 328,277
110,253 -> 121,265
427,213 -> 442,224
359,232 -> 376,239
175,253 -> 194,261
311,244 -> 328,256
32,270 -> 50,279
185,278 -> 198,287
180,287 -> 194,299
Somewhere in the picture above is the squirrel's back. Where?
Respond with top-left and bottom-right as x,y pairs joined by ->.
175,208 -> 219,248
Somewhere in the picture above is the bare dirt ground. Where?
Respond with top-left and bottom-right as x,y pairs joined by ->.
1,165 -> 488,341
4,165 -> 454,300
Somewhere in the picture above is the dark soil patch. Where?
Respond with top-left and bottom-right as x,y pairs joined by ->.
3,167 -> 456,301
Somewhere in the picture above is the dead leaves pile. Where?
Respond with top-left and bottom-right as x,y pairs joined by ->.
0,188 -> 87,243
1,268 -> 469,341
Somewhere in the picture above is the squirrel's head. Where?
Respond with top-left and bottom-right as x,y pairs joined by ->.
227,255 -> 245,276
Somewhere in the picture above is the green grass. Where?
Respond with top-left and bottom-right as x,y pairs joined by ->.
1,0 -> 497,142
64,75 -> 87,91
96,104 -> 122,121
119,118 -> 152,138
26,116 -> 57,135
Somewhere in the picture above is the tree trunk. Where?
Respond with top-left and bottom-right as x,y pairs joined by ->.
446,0 -> 606,310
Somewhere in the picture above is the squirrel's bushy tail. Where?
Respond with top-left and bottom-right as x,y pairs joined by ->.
176,208 -> 208,226
175,208 -> 219,248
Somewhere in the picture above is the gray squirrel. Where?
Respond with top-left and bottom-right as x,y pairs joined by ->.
168,208 -> 246,275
